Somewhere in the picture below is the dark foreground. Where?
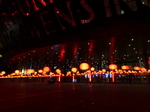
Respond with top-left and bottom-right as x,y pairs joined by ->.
0,82 -> 150,112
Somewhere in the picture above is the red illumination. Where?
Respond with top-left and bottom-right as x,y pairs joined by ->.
80,0 -> 95,24
60,45 -> 65,61
54,1 -> 76,30
73,45 -> 78,56
31,0 -> 47,11
89,41 -> 94,57
148,59 -> 150,65
49,0 -> 53,3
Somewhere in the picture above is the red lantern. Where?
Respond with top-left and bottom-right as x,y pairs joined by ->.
109,64 -> 117,70
79,63 -> 89,70
121,65 -> 130,70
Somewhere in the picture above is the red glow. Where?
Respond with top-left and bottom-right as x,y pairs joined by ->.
109,37 -> 116,64
31,0 -> 47,11
60,45 -> 65,61
148,59 -> 150,65
73,45 -> 78,57
80,0 -> 95,24
89,41 -> 94,57
49,0 -> 53,3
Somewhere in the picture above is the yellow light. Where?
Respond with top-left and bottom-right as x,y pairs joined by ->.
133,66 -> 141,71
15,70 -> 20,74
43,66 -> 50,72
56,69 -> 61,74
79,63 -> 89,70
1,71 -> 6,75
71,67 -> 78,73
90,67 -> 95,71
38,69 -> 43,73
121,65 -> 130,70
109,64 -> 118,70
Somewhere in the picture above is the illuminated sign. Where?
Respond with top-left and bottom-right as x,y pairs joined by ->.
0,0 -> 149,52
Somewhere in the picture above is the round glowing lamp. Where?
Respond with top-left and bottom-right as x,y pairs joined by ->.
121,65 -> 130,70
38,69 -> 43,73
102,69 -> 106,73
56,69 -> 61,74
133,66 -> 141,71
15,70 -> 20,74
43,66 -> 50,72
71,67 -> 78,73
109,64 -> 118,70
79,63 -> 89,70
1,71 -> 6,75
141,67 -> 146,72
90,67 -> 95,71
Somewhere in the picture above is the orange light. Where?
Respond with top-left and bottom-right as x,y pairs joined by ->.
43,66 -> 50,72
15,70 -> 20,74
38,69 -> 43,73
79,63 -> 89,70
90,67 -> 95,71
102,69 -> 106,73
1,71 -> 6,75
56,69 -> 61,74
141,68 -> 147,72
109,64 -> 118,70
121,65 -> 130,70
133,66 -> 141,71
71,67 -> 78,73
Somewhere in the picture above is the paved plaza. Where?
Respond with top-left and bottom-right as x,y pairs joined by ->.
0,82 -> 150,112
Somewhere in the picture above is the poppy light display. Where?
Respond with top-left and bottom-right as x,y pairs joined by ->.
109,64 -> 118,82
121,65 -> 130,70
71,67 -> 78,82
79,63 -> 90,71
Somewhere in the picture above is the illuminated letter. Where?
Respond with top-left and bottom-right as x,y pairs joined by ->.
80,0 -> 95,24
26,17 -> 41,38
18,0 -> 30,16
54,1 -> 76,30
49,0 -> 54,3
31,0 -> 47,11
40,11 -> 56,35
104,0 -> 112,17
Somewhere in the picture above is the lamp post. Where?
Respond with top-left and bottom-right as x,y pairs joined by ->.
71,67 -> 78,82
90,67 -> 95,82
56,69 -> 61,82
79,63 -> 90,82
121,65 -> 130,83
109,64 -> 118,82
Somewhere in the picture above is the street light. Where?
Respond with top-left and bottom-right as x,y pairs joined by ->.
71,67 -> 78,82
109,64 -> 118,82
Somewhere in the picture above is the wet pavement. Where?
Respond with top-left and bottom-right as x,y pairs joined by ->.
0,82 -> 150,112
